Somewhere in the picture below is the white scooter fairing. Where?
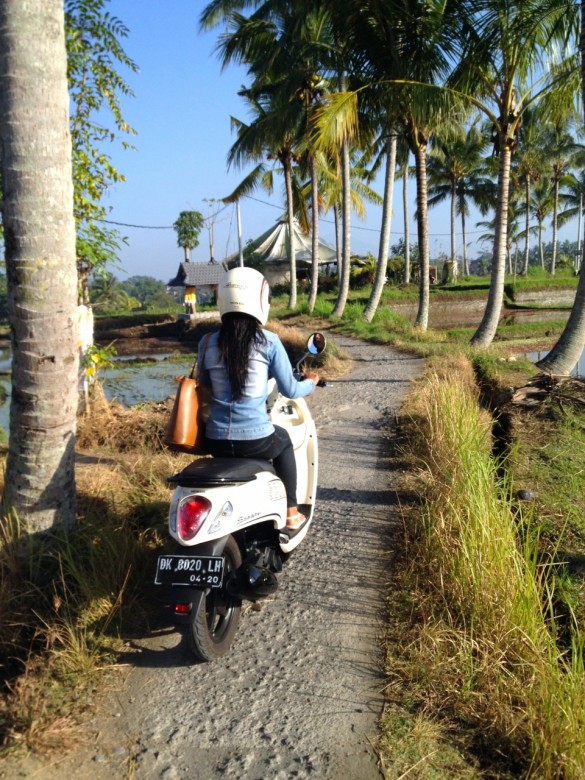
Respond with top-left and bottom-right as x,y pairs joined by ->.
166,383 -> 317,553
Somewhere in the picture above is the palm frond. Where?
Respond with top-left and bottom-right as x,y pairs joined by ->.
310,90 -> 360,151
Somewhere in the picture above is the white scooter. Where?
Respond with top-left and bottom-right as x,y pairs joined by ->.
154,333 -> 327,662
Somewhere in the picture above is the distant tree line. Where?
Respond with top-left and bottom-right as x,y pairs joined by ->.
88,273 -> 177,313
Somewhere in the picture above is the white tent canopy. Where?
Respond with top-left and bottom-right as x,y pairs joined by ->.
225,217 -> 337,268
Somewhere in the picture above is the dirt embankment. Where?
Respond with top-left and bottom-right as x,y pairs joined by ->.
94,315 -> 219,356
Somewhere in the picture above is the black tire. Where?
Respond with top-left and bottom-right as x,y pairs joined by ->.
187,535 -> 242,662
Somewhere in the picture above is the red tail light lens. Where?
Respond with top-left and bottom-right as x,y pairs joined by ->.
178,496 -> 212,541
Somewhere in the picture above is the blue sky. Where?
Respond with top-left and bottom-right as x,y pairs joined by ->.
104,1 -> 579,283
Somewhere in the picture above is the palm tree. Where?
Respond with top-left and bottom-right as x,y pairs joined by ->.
203,2 -> 343,311
322,0 -> 466,329
228,85 -> 304,307
400,4 -> 465,329
539,122 -> 583,274
512,110 -> 545,275
427,121 -> 494,276
364,130 -> 398,321
530,177 -> 555,269
396,141 -> 413,283
558,170 -> 585,268
450,0 -> 579,347
331,70 -> 356,318
535,0 -> 585,375
326,8 -> 407,322
0,0 -> 79,532
287,9 -> 335,312
476,208 -> 522,275
173,210 -> 205,262
202,3 -> 305,308
89,272 -> 130,310
317,145 -> 382,251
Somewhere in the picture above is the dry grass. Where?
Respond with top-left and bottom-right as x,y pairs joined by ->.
76,381 -> 171,452
386,354 -> 585,778
0,406 -> 183,754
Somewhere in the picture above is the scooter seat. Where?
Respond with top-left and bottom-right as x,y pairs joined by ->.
168,457 -> 276,488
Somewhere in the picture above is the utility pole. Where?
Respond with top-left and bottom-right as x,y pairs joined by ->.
236,199 -> 244,267
203,198 -> 219,262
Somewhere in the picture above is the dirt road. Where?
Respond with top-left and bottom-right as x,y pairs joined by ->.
7,337 -> 423,780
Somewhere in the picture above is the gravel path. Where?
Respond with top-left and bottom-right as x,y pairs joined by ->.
7,337 -> 423,780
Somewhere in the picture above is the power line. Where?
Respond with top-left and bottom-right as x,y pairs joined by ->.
101,198 -> 486,237
101,219 -> 172,229
101,202 -> 230,231
244,195 -> 486,236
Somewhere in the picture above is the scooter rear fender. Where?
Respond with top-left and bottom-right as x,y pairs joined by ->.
168,472 -> 287,546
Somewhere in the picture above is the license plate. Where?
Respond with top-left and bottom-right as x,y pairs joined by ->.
154,555 -> 224,588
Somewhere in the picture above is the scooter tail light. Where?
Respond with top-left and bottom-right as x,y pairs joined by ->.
177,495 -> 212,541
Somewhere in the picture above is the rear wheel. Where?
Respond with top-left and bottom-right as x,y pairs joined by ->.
188,535 -> 242,661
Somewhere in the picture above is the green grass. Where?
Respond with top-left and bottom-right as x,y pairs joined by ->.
394,356 -> 585,778
510,387 -> 585,554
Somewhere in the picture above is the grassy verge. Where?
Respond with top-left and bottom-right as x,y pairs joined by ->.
0,442 -> 174,754
381,355 -> 585,778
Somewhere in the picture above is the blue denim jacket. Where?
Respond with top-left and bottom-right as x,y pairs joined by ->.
198,329 -> 316,440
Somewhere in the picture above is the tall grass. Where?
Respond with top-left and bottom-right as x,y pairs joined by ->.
0,450 -> 171,752
398,356 -> 585,778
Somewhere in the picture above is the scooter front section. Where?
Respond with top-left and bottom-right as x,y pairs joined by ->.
270,395 -> 319,555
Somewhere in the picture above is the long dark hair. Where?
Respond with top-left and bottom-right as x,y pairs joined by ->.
218,314 -> 267,399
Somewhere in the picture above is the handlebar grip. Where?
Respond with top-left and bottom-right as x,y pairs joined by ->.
317,379 -> 329,388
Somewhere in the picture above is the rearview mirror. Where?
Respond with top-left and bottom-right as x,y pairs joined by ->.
307,332 -> 326,355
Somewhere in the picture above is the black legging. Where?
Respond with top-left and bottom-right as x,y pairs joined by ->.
204,425 -> 297,508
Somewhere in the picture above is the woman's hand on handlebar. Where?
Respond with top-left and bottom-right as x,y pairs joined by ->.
304,370 -> 320,385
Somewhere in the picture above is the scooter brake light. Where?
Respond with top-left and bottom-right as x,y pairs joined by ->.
174,602 -> 191,615
177,496 -> 212,541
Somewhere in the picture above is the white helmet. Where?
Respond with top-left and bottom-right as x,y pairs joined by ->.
217,267 -> 270,325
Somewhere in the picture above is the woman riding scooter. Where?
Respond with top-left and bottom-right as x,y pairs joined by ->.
198,267 -> 319,531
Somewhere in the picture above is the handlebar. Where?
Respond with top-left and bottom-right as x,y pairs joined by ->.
295,370 -> 329,387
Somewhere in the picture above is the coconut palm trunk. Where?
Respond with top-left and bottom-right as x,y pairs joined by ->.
308,153 -> 320,312
522,176 -> 531,275
450,180 -> 457,264
551,179 -> 560,275
334,204 -> 342,272
284,159 -> 297,309
537,275 -> 585,374
365,132 -> 397,322
461,204 -> 469,275
535,0 -> 585,374
412,140 -> 430,330
333,135 -> 351,317
403,164 -> 411,284
471,145 -> 512,347
0,0 -> 79,532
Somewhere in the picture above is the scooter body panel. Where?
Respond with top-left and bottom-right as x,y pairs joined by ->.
168,389 -> 319,554
168,470 -> 287,546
